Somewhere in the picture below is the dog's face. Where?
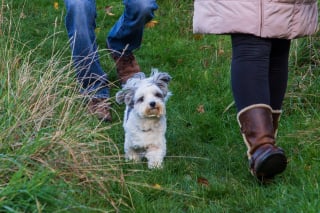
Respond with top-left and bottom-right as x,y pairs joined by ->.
133,82 -> 166,118
116,69 -> 171,119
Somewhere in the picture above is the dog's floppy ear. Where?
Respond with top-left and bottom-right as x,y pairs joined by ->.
151,68 -> 171,84
151,68 -> 172,96
116,88 -> 135,106
115,90 -> 126,104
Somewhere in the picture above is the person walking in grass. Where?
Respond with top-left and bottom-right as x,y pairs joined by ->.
64,0 -> 158,121
193,0 -> 318,181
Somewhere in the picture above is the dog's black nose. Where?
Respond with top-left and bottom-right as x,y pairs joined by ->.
149,101 -> 156,108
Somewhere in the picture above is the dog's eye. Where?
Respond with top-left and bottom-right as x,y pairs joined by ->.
155,92 -> 163,99
137,96 -> 144,103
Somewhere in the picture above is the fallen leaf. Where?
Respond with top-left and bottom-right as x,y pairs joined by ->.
304,165 -> 311,171
197,105 -> 205,113
218,48 -> 225,55
54,2 -> 59,10
193,34 -> 204,40
177,58 -> 183,64
145,20 -> 158,28
95,27 -> 101,33
152,183 -> 161,189
197,177 -> 209,186
105,6 -> 115,16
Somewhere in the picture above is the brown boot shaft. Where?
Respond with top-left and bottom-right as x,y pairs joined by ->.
237,104 -> 275,157
112,54 -> 140,85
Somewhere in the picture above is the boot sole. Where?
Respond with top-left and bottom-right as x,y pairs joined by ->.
255,151 -> 287,179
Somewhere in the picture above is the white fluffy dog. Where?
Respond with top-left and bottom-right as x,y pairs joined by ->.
116,69 -> 171,169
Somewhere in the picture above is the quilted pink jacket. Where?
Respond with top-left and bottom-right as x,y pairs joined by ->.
193,0 -> 318,39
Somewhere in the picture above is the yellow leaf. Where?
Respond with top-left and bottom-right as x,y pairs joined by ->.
152,183 -> 161,189
54,2 -> 59,10
145,20 -> 158,28
95,27 -> 101,33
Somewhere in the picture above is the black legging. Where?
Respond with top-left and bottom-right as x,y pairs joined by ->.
231,34 -> 291,112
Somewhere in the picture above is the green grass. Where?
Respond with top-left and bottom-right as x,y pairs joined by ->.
1,0 -> 320,212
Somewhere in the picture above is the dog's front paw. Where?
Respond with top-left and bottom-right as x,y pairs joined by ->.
148,160 -> 163,169
125,150 -> 141,162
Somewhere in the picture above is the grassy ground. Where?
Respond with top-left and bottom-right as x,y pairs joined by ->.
1,0 -> 320,212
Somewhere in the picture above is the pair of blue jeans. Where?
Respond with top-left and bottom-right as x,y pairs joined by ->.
231,34 -> 291,112
64,0 -> 158,98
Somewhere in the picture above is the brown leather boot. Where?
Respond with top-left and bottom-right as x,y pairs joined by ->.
87,98 -> 112,122
111,53 -> 140,85
237,104 -> 287,180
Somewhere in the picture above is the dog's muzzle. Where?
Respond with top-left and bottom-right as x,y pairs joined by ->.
145,102 -> 163,117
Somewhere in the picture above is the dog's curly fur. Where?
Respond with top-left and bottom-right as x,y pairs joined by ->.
116,69 -> 171,169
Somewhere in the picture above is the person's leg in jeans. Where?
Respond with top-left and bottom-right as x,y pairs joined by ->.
65,0 -> 108,98
64,0 -> 111,121
108,0 -> 158,55
107,0 -> 158,84
231,34 -> 288,180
